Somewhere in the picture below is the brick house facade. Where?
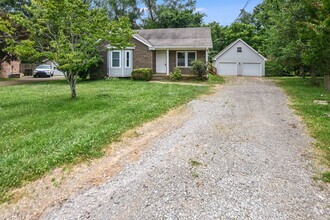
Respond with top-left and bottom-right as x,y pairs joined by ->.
106,27 -> 212,77
0,60 -> 21,78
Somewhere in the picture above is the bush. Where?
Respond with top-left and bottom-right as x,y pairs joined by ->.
78,61 -> 106,80
265,60 -> 287,77
131,68 -> 152,81
170,67 -> 182,81
90,66 -> 105,80
192,60 -> 208,80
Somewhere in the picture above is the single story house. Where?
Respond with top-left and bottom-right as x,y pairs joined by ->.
104,27 -> 213,77
213,39 -> 266,77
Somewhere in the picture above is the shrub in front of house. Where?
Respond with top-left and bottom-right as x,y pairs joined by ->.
131,68 -> 152,81
192,60 -> 208,80
170,67 -> 182,81
78,61 -> 106,80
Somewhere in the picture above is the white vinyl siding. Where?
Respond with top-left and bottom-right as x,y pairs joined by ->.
108,49 -> 133,77
214,40 -> 266,77
176,51 -> 196,67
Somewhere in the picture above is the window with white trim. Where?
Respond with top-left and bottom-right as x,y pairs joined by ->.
111,51 -> 121,68
176,51 -> 196,67
125,51 -> 131,68
177,52 -> 185,67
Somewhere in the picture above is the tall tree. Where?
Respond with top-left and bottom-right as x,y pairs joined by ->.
0,11 -> 29,70
162,0 -> 196,10
259,0 -> 308,75
141,0 -> 204,29
9,0 -> 132,98
94,0 -> 142,28
141,0 -> 157,22
302,0 -> 330,89
236,9 -> 253,24
0,0 -> 31,15
206,22 -> 227,60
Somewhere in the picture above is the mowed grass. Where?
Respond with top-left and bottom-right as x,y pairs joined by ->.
0,79 -> 209,201
275,77 -> 330,182
208,74 -> 225,84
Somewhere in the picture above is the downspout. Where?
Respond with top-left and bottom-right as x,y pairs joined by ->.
122,50 -> 124,77
206,48 -> 209,63
166,50 -> 170,75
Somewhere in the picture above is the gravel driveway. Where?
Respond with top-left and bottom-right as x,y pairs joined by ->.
0,76 -> 65,86
42,77 -> 329,219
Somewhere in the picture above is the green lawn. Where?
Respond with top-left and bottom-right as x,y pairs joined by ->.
208,74 -> 225,85
275,77 -> 330,182
0,79 -> 210,202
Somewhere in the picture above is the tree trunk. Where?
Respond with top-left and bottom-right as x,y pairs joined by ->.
300,66 -> 305,78
325,75 -> 330,91
69,73 -> 77,98
311,67 -> 318,86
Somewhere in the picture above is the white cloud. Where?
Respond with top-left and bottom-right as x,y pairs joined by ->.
140,7 -> 148,12
195,7 -> 206,12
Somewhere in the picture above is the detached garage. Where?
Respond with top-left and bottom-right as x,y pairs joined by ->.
213,39 -> 266,77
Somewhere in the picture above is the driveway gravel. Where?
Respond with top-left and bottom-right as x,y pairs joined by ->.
0,76 -> 65,87
41,77 -> 329,219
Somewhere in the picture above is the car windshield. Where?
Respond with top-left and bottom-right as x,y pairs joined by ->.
37,65 -> 51,69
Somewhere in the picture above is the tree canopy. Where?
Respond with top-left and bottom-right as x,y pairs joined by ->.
1,0 -> 329,89
141,0 -> 204,29
4,0 -> 132,98
93,0 -> 142,28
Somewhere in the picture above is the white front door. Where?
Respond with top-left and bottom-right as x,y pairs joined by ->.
156,51 -> 167,73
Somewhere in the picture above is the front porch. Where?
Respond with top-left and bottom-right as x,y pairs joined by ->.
152,49 -> 209,76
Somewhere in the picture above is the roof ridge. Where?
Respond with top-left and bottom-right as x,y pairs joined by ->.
134,27 -> 210,31
213,39 -> 266,61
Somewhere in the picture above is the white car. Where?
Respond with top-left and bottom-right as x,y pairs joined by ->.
33,65 -> 54,77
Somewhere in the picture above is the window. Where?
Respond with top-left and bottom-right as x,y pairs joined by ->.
111,51 -> 121,68
177,52 -> 185,67
125,51 -> 130,68
237,47 -> 242,53
187,52 -> 196,66
176,51 -> 196,67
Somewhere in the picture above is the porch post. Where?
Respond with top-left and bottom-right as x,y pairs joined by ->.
205,49 -> 209,64
166,49 -> 170,75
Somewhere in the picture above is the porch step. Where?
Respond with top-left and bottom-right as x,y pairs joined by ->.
151,74 -> 168,81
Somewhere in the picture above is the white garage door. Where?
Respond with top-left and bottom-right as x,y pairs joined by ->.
217,62 -> 237,76
242,63 -> 261,76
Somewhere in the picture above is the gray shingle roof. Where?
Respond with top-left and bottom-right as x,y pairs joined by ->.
134,27 -> 213,49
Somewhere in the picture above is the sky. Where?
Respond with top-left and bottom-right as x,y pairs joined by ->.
195,0 -> 263,26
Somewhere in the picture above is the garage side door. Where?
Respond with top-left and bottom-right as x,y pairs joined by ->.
242,63 -> 261,77
217,62 -> 237,76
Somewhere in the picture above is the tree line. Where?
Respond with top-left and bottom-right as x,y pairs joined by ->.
0,0 -> 329,98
